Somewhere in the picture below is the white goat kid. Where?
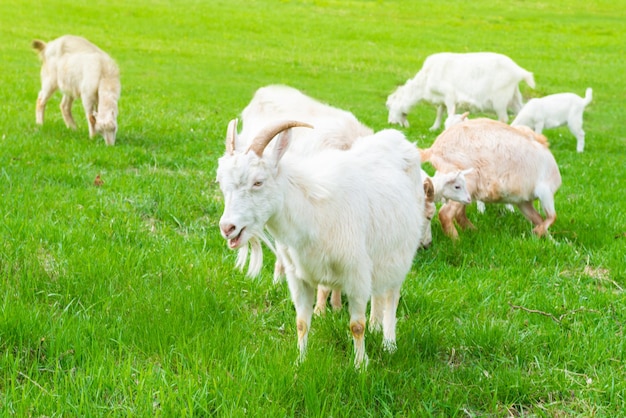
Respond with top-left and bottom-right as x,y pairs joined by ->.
387,52 -> 535,130
422,169 -> 472,205
442,112 -> 514,214
32,35 -> 121,145
511,88 -> 593,152
217,119 -> 426,368
420,119 -> 562,239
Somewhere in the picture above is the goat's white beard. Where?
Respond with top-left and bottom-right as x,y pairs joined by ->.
235,231 -> 276,278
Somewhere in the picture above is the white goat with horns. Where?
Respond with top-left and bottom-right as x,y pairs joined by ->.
216,119 -> 426,368
235,84 -> 435,316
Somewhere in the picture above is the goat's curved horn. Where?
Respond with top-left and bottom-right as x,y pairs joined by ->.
226,118 -> 238,155
247,120 -> 313,157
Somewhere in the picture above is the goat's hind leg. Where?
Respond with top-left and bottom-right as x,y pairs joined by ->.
314,285 -> 331,315
517,201 -> 551,236
534,188 -> 557,236
369,295 -> 384,332
438,201 -> 460,239
568,117 -> 585,153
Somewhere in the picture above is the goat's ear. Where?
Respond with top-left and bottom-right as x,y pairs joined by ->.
225,118 -> 238,154
423,177 -> 435,202
272,128 -> 292,165
460,168 -> 474,176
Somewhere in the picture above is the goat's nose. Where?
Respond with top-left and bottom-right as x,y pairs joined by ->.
220,222 -> 236,237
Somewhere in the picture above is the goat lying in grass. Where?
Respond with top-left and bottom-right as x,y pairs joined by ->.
217,119 -> 427,368
512,88 -> 593,152
32,35 -> 121,145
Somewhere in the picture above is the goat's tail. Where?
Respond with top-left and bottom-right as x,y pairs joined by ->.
583,87 -> 593,106
32,39 -> 46,59
419,147 -> 432,164
523,71 -> 536,89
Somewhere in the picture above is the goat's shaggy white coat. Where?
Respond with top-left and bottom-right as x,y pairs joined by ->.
32,35 -> 120,145
387,52 -> 534,130
217,120 -> 426,368
420,119 -> 561,239
236,85 -> 434,315
511,88 -> 592,152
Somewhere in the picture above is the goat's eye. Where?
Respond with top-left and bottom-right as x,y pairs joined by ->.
454,185 -> 461,190
253,180 -> 263,188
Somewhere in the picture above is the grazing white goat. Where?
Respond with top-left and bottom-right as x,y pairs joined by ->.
217,119 -> 426,368
387,52 -> 535,130
32,35 -> 120,145
420,119 -> 562,239
511,88 -> 593,152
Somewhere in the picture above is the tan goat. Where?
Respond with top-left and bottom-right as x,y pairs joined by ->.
33,35 -> 120,145
420,119 -> 562,239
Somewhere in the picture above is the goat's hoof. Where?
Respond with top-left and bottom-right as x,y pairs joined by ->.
383,339 -> 397,353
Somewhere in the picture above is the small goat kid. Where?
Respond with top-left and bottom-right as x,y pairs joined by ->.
32,35 -> 120,145
511,88 -> 593,152
217,119 -> 426,368
420,119 -> 562,239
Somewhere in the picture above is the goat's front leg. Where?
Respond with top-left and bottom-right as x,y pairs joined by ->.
454,203 -> 476,230
438,201 -> 460,239
81,94 -> 97,138
60,95 -> 77,129
36,82 -> 57,125
347,290 -> 369,369
286,276 -> 315,364
382,287 -> 401,353
429,104 -> 445,131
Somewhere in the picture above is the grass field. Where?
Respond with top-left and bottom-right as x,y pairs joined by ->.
1,0 -> 625,415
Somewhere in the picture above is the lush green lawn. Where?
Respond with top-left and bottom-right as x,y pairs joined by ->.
1,0 -> 625,415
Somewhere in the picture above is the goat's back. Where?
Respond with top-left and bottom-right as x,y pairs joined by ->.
419,52 -> 533,106
36,35 -> 119,98
239,84 -> 373,153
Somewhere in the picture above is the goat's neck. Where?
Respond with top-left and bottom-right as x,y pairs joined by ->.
265,167 -> 318,247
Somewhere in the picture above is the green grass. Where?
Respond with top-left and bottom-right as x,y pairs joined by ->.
1,0 -> 626,415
